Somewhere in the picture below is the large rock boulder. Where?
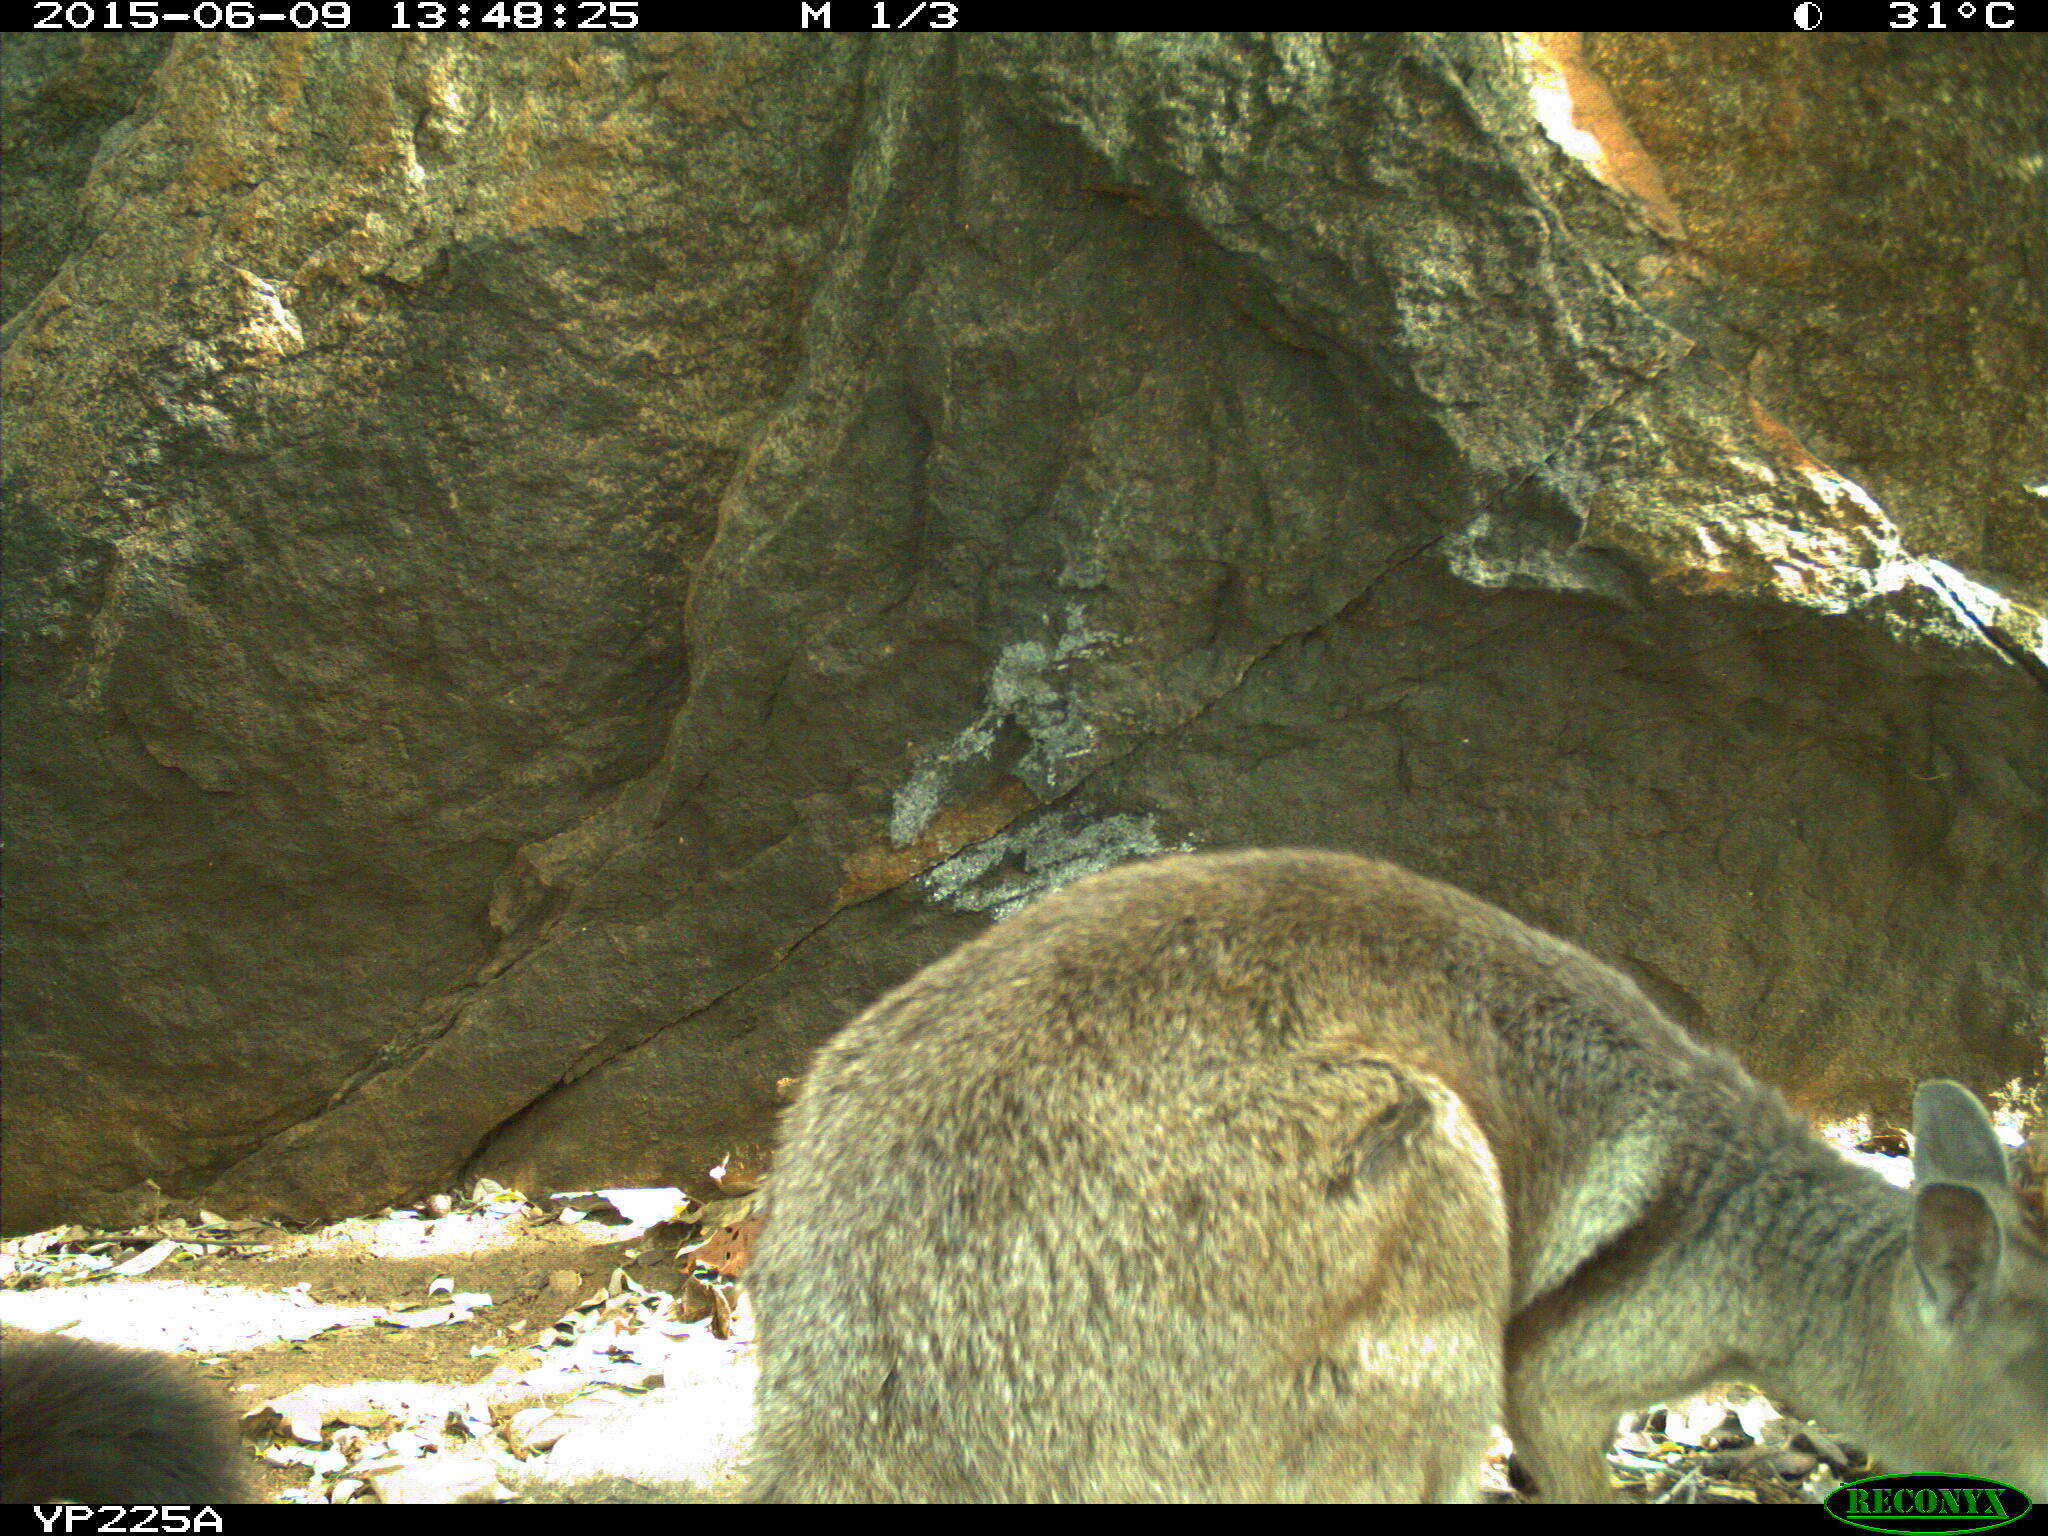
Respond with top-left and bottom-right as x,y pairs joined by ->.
3,34 -> 2040,1233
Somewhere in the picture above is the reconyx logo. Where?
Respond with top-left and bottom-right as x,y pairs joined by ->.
1824,1474 -> 2034,1535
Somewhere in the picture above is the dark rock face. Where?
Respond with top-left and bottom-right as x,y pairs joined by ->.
1585,33 -> 2047,607
3,35 -> 2041,1233
0,36 -> 174,320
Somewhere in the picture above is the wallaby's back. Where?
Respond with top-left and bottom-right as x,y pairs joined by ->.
748,849 -> 2047,1501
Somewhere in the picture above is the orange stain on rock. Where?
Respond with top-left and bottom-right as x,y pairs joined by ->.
1518,34 -> 1685,242
836,778 -> 1040,908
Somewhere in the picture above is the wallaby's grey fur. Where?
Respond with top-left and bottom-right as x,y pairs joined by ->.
748,849 -> 2048,1502
1,1332 -> 252,1504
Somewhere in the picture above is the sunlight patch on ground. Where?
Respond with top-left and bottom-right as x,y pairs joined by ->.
0,1278 -> 379,1354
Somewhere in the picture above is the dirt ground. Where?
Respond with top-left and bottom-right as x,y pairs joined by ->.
0,1185 -> 756,1503
2,1105 -> 2037,1504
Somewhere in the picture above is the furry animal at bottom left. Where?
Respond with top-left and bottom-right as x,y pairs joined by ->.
1,1332 -> 251,1504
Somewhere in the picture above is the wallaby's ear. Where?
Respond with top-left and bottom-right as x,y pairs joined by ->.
1909,1082 -> 2011,1330
1911,1182 -> 2001,1327
1911,1081 -> 2009,1191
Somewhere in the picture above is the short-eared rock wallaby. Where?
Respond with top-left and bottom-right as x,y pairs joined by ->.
750,849 -> 2046,1501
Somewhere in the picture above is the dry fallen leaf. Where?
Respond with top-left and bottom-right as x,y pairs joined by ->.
682,1212 -> 761,1278
595,1188 -> 694,1227
107,1238 -> 179,1277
